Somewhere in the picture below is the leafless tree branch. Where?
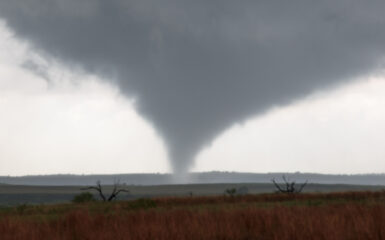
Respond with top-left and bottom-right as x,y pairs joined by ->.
272,175 -> 308,194
81,180 -> 129,202
81,180 -> 106,201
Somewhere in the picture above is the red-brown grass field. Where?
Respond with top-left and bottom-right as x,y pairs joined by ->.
1,191 -> 385,239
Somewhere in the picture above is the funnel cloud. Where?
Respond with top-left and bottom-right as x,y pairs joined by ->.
1,0 -> 385,174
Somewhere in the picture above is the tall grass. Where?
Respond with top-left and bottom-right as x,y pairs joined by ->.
1,191 -> 385,240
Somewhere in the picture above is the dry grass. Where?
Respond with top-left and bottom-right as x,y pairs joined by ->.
1,191 -> 385,240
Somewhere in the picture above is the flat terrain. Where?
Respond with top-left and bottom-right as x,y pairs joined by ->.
0,182 -> 384,205
1,191 -> 385,239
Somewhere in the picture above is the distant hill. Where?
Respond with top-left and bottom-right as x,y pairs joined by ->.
1,172 -> 385,186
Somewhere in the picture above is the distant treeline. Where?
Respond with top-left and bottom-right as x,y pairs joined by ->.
1,172 -> 385,186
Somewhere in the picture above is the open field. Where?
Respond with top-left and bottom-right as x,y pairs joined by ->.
1,191 -> 385,239
0,182 -> 384,205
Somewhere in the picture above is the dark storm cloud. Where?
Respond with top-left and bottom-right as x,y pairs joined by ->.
1,0 -> 385,174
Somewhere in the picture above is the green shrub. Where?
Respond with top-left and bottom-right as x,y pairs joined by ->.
72,192 -> 96,203
225,188 -> 237,197
125,198 -> 157,210
15,203 -> 29,215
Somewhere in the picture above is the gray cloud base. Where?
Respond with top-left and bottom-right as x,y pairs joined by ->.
1,0 -> 385,174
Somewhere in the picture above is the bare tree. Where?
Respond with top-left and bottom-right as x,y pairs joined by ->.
272,175 -> 307,194
81,180 -> 129,202
107,181 -> 130,201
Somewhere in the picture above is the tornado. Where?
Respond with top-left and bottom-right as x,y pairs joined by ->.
1,0 -> 385,178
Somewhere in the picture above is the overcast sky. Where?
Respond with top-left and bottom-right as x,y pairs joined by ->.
1,1 -> 385,176
0,21 -> 170,175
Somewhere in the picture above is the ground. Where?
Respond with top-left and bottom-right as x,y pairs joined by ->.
1,191 -> 385,239
0,183 -> 385,239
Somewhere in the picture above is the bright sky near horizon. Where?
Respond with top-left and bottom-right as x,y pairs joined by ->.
1,20 -> 385,176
